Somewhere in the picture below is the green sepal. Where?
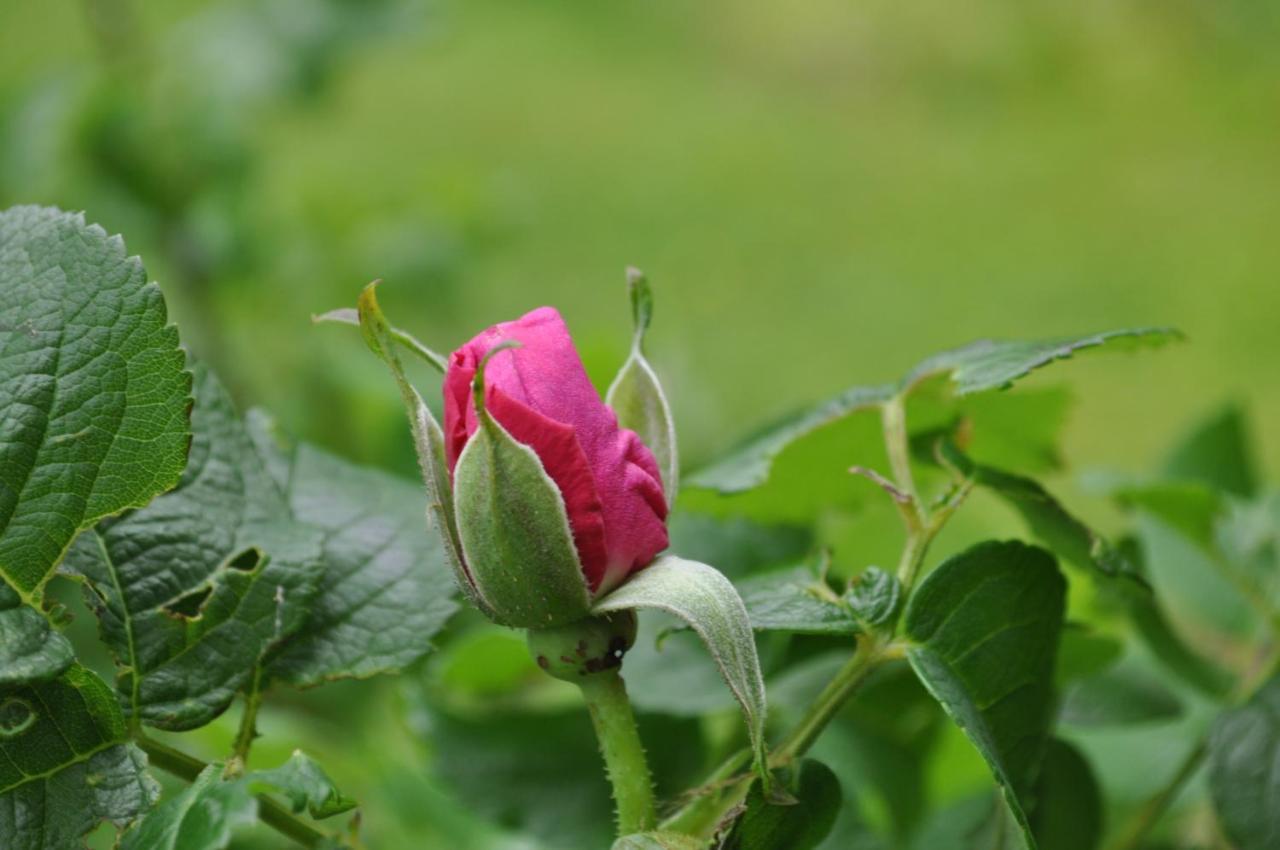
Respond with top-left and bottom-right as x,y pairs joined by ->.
606,268 -> 679,504
592,555 -> 771,789
452,344 -> 592,628
355,282 -> 495,619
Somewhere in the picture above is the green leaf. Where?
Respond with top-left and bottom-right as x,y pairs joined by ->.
723,759 -> 842,850
1163,403 -> 1257,498
686,384 -> 894,495
312,305 -> 448,373
594,555 -> 769,780
247,412 -> 458,686
0,664 -> 160,849
1030,739 -> 1103,850
121,751 -> 355,850
736,564 -> 859,635
1208,674 -> 1280,850
607,268 -> 679,503
843,566 -> 902,629
0,583 -> 73,684
613,832 -> 706,850
453,405 -> 592,628
0,205 -> 192,599
63,364 -> 324,730
904,328 -> 1180,395
687,328 -> 1174,499
1059,663 -> 1183,727
903,540 -> 1067,850
119,764 -> 256,850
247,750 -> 357,819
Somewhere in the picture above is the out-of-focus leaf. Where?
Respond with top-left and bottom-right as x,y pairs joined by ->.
904,540 -> 1067,850
64,364 -> 324,730
1208,675 -> 1280,850
613,832 -> 705,850
1163,404 -> 1257,498
736,565 -> 858,635
1030,739 -> 1103,850
248,750 -> 357,819
843,567 -> 901,629
248,411 -> 458,687
0,664 -> 160,849
594,555 -> 769,779
1060,663 -> 1182,727
1053,626 -> 1122,687
121,750 -> 355,849
687,328 -> 1176,501
666,514 -> 813,580
723,759 -> 842,850
0,205 -> 191,598
607,269 -> 679,504
0,583 -> 72,684
120,764 -> 257,850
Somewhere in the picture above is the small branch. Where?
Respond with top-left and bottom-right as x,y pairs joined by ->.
229,667 -> 265,772
578,671 -> 657,836
880,396 -> 925,525
136,735 -> 330,848
1103,739 -> 1207,850
771,635 -> 883,765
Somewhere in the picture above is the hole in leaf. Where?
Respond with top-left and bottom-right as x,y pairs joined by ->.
165,586 -> 212,619
227,547 -> 264,573
0,697 -> 36,739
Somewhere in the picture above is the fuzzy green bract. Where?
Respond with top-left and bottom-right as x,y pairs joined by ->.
903,540 -> 1067,850
0,206 -> 191,599
593,554 -> 769,783
606,269 -> 679,504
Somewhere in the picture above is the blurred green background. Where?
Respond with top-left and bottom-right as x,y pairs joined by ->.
3,1 -> 1278,847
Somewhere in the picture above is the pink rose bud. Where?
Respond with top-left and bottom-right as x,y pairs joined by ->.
444,307 -> 670,601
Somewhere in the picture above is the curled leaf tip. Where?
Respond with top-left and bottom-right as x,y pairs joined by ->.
472,340 -> 523,413
355,281 -> 390,359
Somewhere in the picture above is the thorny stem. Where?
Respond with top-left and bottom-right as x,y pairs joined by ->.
578,671 -> 658,835
136,735 -> 330,848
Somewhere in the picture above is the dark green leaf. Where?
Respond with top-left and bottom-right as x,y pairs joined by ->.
119,764 -> 256,850
248,750 -> 357,819
736,565 -> 858,635
724,759 -> 842,850
0,664 -> 160,849
0,583 -> 72,684
247,412 -> 458,687
1030,739 -> 1103,850
843,567 -> 901,628
1059,664 -> 1183,727
1163,404 -> 1256,498
1053,626 -> 1122,687
0,206 -> 191,598
1208,674 -> 1280,850
904,540 -> 1067,850
64,365 -> 324,730
667,514 -> 813,580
